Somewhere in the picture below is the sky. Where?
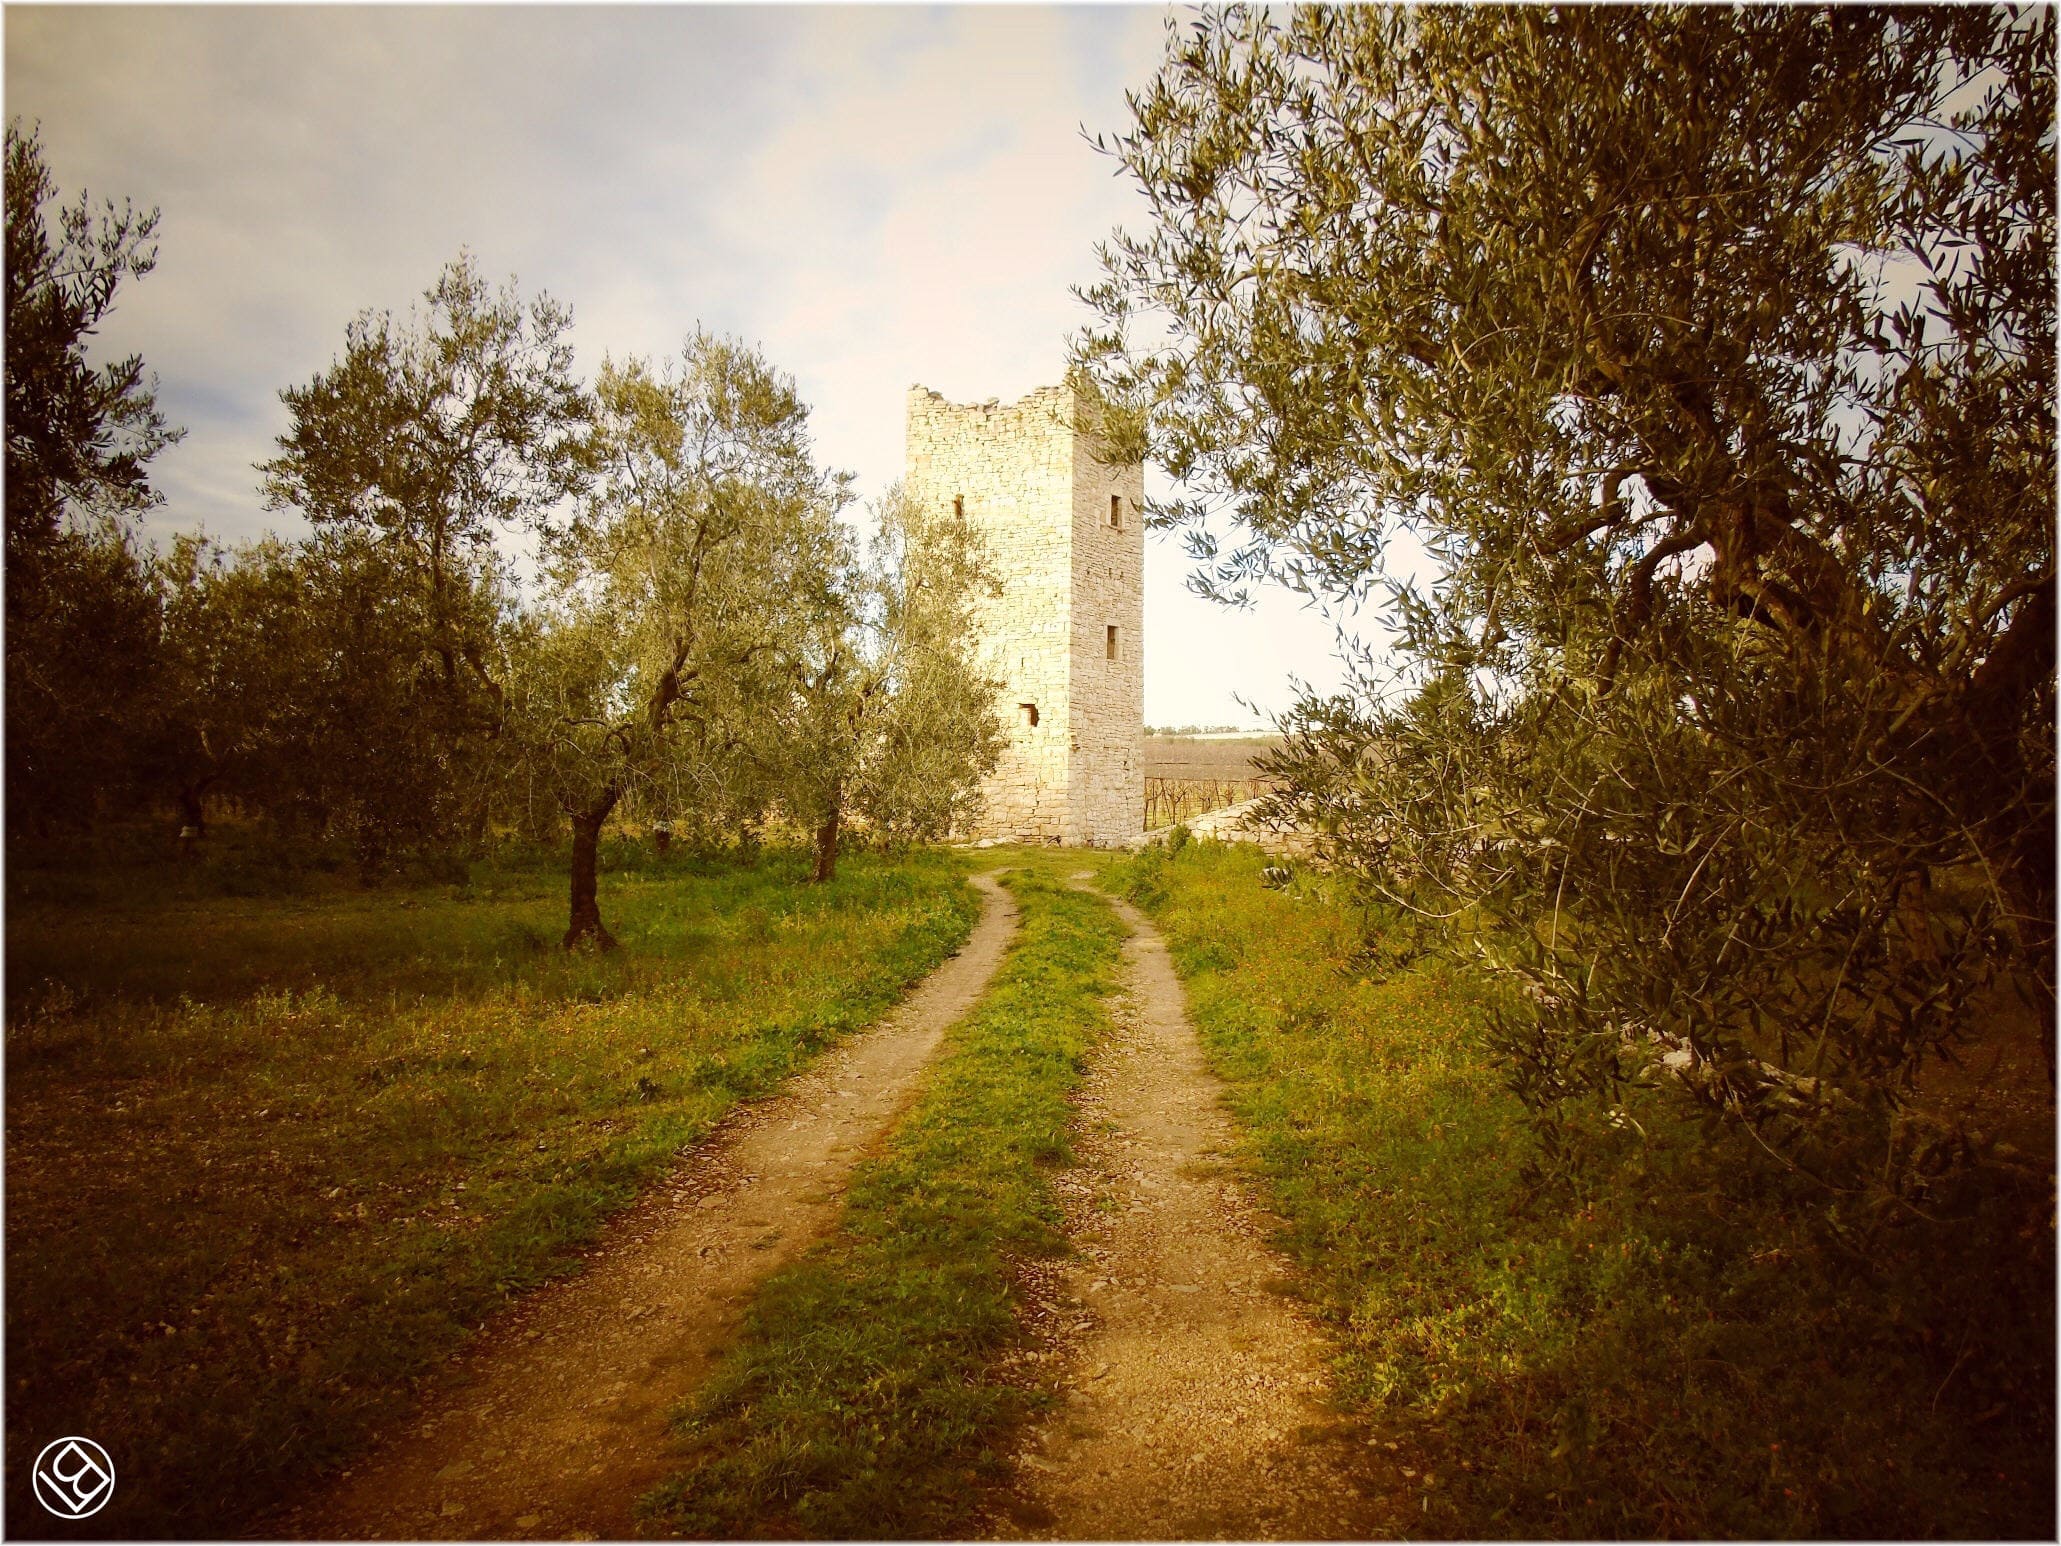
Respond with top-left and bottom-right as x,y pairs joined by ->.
5,3 -> 1363,731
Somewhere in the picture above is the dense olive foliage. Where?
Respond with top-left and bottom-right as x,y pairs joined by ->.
5,120 -> 182,826
1079,6 -> 2054,1210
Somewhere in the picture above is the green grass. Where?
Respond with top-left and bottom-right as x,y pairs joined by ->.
1116,839 -> 2054,1539
5,840 -> 980,1537
6,827 -> 741,1010
641,864 -> 1127,1540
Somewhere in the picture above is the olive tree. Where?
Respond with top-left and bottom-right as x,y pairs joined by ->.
259,253 -> 589,853
749,483 -> 1004,884
149,534 -> 304,835
143,529 -> 508,866
5,120 -> 182,827
511,335 -> 848,948
1079,6 -> 2054,1205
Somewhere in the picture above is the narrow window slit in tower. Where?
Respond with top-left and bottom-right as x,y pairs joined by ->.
1109,495 -> 1122,528
1106,624 -> 1119,661
953,495 -> 965,520
1019,702 -> 1039,728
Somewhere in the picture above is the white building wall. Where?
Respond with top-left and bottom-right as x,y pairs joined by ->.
903,382 -> 1143,844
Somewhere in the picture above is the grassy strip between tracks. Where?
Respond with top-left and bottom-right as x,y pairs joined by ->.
642,867 -> 1126,1539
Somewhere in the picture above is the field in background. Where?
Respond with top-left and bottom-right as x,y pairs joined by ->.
1142,735 -> 1280,830
1115,839 -> 2054,1539
5,837 -> 978,1536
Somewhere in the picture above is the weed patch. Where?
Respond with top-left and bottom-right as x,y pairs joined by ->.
643,869 -> 1125,1539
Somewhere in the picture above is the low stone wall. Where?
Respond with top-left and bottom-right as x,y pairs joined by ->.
1125,797 -> 1313,857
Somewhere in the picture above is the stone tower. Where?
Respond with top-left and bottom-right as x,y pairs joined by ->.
905,382 -> 1144,845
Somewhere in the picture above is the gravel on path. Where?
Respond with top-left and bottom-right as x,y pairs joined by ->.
995,890 -> 1391,1542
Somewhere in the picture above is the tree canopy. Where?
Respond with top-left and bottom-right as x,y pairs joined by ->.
513,334 -> 852,946
5,119 -> 183,825
258,254 -> 592,856
5,119 -> 181,545
1079,5 -> 2056,1208
744,482 -> 1004,883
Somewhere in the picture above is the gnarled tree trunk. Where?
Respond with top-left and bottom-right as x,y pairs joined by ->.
565,787 -> 623,950
176,782 -> 209,839
811,790 -> 841,885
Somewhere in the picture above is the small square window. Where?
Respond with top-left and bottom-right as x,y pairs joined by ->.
1105,625 -> 1119,661
1018,702 -> 1039,728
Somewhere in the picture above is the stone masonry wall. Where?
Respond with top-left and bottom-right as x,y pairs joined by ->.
904,383 -> 1143,844
1066,409 -> 1145,845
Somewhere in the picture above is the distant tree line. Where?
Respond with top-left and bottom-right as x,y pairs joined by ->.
4,121 -> 1003,948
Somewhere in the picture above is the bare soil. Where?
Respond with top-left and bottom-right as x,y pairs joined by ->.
993,890 -> 1391,1541
279,872 -> 1019,1542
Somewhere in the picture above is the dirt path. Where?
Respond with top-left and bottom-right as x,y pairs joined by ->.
285,872 -> 1019,1542
998,890 -> 1388,1541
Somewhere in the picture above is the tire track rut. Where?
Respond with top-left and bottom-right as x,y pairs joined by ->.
998,890 -> 1387,1541
285,872 -> 1019,1541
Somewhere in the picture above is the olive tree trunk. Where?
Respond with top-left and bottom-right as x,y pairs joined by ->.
564,787 -> 623,950
176,782 -> 208,838
811,791 -> 841,885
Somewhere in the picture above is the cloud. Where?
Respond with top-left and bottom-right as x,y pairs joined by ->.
4,3 -> 1361,722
